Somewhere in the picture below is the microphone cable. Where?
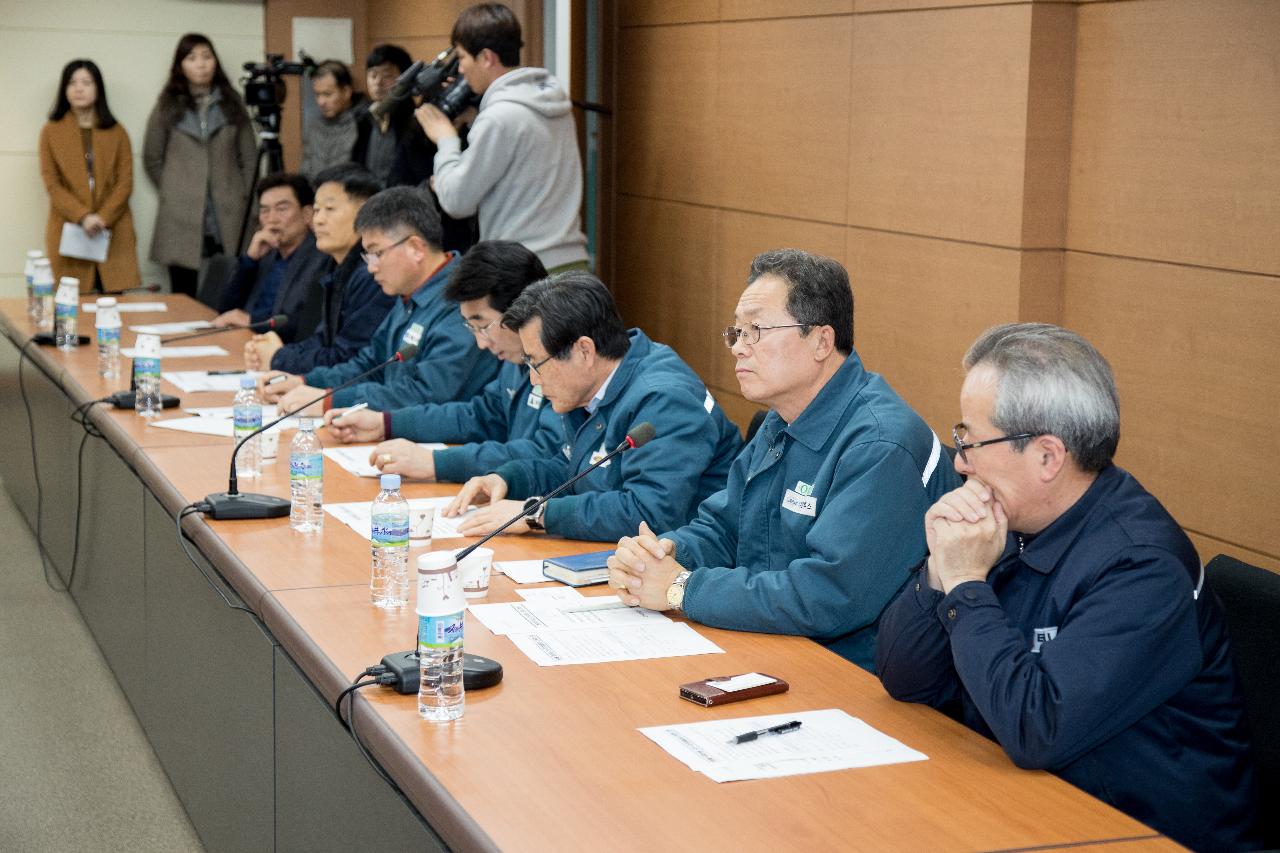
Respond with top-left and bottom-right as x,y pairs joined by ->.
17,338 -> 71,592
174,503 -> 256,617
335,668 -> 405,794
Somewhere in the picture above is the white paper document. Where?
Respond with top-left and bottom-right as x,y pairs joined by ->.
130,320 -> 214,335
83,301 -> 167,313
467,599 -> 667,635
149,413 -> 302,438
639,709 -> 927,783
123,346 -> 228,359
164,371 -> 257,393
323,443 -> 447,478
514,587 -> 583,603
507,622 -> 723,667
60,222 -> 110,262
495,559 -> 550,585
325,496 -> 477,541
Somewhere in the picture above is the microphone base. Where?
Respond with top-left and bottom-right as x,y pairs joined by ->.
380,650 -> 503,694
108,390 -> 181,410
202,491 -> 291,520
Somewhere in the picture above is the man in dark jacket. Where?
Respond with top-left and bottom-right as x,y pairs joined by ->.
874,323 -> 1259,852
246,164 -> 394,375
214,173 -> 331,342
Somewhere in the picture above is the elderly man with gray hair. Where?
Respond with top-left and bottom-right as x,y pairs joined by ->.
875,323 -> 1259,851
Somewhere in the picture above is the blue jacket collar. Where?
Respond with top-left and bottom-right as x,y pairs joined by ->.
782,351 -> 869,452
406,252 -> 459,308
592,328 -> 647,411
1010,464 -> 1118,574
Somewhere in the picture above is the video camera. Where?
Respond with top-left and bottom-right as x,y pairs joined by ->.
369,48 -> 477,122
241,51 -> 317,135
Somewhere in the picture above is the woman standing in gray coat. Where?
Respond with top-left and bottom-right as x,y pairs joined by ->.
143,33 -> 257,298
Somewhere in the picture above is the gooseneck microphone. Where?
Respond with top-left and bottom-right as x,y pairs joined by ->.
162,313 -> 289,343
198,343 -> 420,520
454,421 -> 657,561
377,422 -> 657,695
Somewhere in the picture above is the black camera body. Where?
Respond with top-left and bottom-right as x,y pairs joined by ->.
241,52 -> 316,131
370,48 -> 478,122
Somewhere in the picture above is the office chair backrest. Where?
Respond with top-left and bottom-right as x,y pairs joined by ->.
1206,554 -> 1280,846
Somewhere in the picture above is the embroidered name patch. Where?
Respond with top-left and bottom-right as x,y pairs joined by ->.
588,439 -> 611,468
526,385 -> 545,409
401,323 -> 424,347
781,488 -> 817,517
1031,626 -> 1058,653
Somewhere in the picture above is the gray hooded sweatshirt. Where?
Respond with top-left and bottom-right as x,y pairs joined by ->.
433,68 -> 588,270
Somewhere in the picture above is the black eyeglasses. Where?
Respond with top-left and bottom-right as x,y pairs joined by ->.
952,423 -> 1042,465
721,322 -> 809,348
360,234 -> 411,267
521,352 -> 555,375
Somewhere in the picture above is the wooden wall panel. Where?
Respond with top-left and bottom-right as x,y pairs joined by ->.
714,16 -> 852,224
1186,532 -> 1280,575
612,196 -> 719,384
366,0 -> 471,36
857,0 -> 1017,12
365,35 -> 453,63
713,211 -> 848,392
720,0 -> 854,21
615,23 -> 721,206
1067,0 -> 1280,276
617,1 -> 718,28
848,229 -> 1025,436
847,4 -> 1035,247
1062,252 -> 1280,560
1019,2 -> 1075,249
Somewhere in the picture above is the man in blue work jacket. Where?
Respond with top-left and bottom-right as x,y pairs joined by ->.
608,249 -> 958,671
322,240 -> 562,483
874,323 -> 1259,851
442,272 -> 743,542
265,185 -> 497,415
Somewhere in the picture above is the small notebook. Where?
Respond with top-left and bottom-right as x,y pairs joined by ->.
60,223 -> 110,262
542,550 -> 615,587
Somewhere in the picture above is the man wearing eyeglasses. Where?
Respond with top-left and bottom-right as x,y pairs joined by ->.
322,240 -> 562,483
439,272 -> 743,542
266,185 -> 497,415
607,249 -> 959,671
874,324 -> 1258,851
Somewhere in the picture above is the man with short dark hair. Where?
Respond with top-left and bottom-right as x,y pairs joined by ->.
608,249 -> 958,671
301,60 -> 367,180
442,272 -> 742,542
247,164 -> 394,374
269,185 -> 496,414
416,3 -> 587,272
874,323 -> 1259,851
214,172 -> 330,342
324,240 -> 561,483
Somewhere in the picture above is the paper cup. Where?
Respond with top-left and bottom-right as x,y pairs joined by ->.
459,547 -> 493,599
410,506 -> 435,541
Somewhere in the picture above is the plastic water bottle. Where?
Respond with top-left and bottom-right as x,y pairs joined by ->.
416,550 -> 465,722
289,417 -> 324,532
370,473 -> 410,608
24,250 -> 44,321
133,333 -> 162,418
95,297 -> 121,380
31,259 -> 54,332
232,376 -> 263,479
54,277 -> 80,350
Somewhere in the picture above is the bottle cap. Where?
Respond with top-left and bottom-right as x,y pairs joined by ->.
56,278 -> 80,302
240,375 -> 256,389
27,249 -> 43,259
380,473 -> 401,491
134,333 -> 161,358
96,297 -> 117,308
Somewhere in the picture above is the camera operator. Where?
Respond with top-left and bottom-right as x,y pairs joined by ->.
416,3 -> 587,273
300,60 -> 367,180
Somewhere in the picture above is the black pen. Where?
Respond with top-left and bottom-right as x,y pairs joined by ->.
731,720 -> 802,744
206,369 -> 245,376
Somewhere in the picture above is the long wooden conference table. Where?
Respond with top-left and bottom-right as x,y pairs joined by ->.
0,295 -> 1178,852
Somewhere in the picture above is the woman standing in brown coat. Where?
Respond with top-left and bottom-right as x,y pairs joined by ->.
143,33 -> 257,298
38,59 -> 141,294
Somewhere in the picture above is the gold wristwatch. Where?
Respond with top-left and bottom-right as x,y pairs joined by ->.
667,570 -> 692,611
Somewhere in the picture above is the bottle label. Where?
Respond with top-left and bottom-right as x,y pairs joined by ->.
32,282 -> 53,296
371,517 -> 409,547
97,327 -> 121,346
290,452 -> 323,480
133,356 -> 160,378
418,612 -> 464,651
233,407 -> 262,434
55,302 -> 76,322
